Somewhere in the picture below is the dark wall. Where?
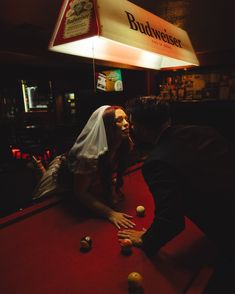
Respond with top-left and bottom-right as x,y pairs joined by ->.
170,100 -> 235,144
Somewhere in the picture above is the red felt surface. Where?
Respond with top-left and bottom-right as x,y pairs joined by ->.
0,167 -> 215,294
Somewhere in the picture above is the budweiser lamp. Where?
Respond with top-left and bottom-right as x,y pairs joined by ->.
49,0 -> 199,70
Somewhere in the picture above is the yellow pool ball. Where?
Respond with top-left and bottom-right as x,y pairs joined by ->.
128,272 -> 143,288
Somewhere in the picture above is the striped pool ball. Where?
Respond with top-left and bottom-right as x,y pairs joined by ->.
80,236 -> 92,251
120,238 -> 132,256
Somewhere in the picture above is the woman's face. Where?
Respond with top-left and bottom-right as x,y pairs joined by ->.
114,109 -> 130,137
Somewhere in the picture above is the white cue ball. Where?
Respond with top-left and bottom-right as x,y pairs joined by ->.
136,205 -> 145,217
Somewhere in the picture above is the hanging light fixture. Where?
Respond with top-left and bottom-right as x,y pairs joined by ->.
49,0 -> 199,70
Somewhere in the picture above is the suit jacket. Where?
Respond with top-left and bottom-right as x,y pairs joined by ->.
141,125 -> 235,257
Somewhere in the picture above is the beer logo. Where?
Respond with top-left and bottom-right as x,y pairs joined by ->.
64,0 -> 93,39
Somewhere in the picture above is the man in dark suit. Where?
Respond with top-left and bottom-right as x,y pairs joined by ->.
118,96 -> 235,293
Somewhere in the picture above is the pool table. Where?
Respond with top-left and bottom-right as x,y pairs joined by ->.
0,164 -> 215,294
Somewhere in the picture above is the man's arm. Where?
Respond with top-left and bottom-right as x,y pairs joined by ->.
118,160 -> 185,256
141,160 -> 185,256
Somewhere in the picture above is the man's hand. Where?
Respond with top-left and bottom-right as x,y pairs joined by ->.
108,211 -> 135,229
118,228 -> 146,247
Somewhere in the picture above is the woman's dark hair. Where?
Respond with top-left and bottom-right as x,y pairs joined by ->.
102,105 -> 123,149
99,106 -> 132,206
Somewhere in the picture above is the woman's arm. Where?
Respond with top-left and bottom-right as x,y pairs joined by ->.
74,173 -> 112,216
73,173 -> 135,229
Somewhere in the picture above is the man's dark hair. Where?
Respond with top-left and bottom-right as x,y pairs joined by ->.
127,96 -> 171,130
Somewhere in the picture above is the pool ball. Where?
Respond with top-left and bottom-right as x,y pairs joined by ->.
83,236 -> 92,246
128,272 -> 143,288
120,239 -> 132,256
121,246 -> 132,256
136,205 -> 145,217
80,236 -> 92,251
121,238 -> 133,248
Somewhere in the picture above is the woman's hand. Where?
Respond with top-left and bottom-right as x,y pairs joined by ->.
108,211 -> 135,229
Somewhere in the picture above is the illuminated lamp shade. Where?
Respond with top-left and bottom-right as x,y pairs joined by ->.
49,0 -> 199,70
